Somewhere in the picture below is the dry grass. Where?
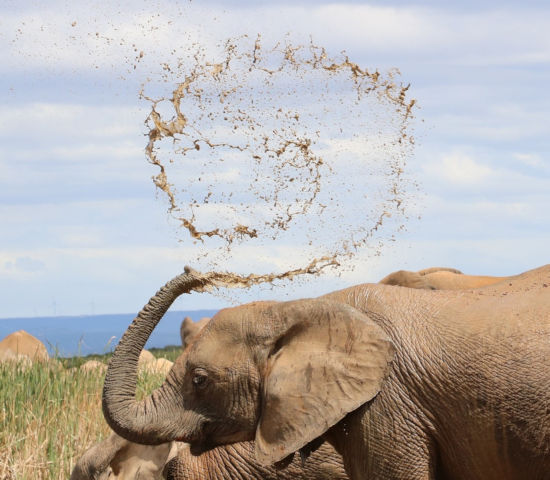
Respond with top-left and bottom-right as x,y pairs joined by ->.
0,349 -> 178,480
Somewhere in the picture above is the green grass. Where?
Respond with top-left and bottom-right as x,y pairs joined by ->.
0,346 -> 180,480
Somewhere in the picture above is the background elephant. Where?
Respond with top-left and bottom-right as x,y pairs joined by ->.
378,266 -> 513,290
180,317 -> 210,350
102,265 -> 550,480
0,330 -> 49,363
73,316 -> 347,479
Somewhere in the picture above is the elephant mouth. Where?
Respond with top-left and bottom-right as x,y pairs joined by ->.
179,421 -> 252,455
188,441 -> 213,456
175,417 -> 212,447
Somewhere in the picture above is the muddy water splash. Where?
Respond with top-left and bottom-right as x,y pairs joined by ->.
143,35 -> 417,286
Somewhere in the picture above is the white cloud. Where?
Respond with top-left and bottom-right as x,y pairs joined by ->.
3,1 -> 550,78
418,148 -> 550,199
0,102 -> 155,200
513,152 -> 545,168
1,0 -> 549,319
0,103 -> 144,141
3,256 -> 46,274
428,153 -> 492,185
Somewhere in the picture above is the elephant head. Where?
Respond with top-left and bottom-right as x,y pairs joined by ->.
102,268 -> 394,465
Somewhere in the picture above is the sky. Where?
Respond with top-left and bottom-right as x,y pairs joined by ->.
1,0 -> 549,319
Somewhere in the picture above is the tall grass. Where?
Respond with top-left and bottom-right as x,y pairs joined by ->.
0,348 -> 177,479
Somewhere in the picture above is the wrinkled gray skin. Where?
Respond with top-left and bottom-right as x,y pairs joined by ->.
74,318 -> 347,480
103,265 -> 550,480
379,266 -> 514,290
164,440 -> 346,480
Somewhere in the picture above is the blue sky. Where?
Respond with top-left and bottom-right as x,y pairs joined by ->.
1,0 -> 549,318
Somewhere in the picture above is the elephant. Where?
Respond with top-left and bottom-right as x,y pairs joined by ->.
102,265 -> 550,479
80,360 -> 108,375
73,317 -> 347,479
378,266 -> 513,290
0,329 -> 50,363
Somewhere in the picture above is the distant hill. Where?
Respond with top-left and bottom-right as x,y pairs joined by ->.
0,310 -> 218,357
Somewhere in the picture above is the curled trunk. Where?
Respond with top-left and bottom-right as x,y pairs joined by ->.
102,267 -> 213,444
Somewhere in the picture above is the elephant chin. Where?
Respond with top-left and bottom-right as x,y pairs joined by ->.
102,267 -> 216,446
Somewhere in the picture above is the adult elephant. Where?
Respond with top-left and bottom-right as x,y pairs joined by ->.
103,265 -> 550,480
0,330 -> 49,363
378,266 -> 513,290
74,318 -> 347,479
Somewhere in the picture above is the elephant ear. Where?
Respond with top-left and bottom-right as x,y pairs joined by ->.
255,299 -> 394,465
180,317 -> 209,349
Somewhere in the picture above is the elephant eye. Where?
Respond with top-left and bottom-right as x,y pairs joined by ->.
192,369 -> 208,388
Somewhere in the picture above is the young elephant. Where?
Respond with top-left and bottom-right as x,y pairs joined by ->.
73,318 -> 347,480
378,266 -> 513,290
103,265 -> 550,480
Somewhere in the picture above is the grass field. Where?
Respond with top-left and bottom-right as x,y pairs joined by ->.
0,346 -> 181,480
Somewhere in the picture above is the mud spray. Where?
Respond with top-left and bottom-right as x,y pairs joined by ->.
6,2 -> 418,296
142,34 -> 417,292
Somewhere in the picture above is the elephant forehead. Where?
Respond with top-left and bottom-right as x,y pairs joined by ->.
208,302 -> 277,340
189,328 -> 254,370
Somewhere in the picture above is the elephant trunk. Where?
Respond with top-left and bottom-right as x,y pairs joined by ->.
102,267 -> 212,445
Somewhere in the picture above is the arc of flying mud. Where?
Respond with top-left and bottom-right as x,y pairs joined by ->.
142,35 -> 417,281
186,256 -> 340,291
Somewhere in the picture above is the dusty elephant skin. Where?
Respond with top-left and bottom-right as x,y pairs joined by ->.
103,265 -> 550,480
72,318 -> 347,480
164,440 -> 345,480
378,266 -> 514,290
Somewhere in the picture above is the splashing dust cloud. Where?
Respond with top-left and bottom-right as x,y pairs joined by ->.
4,0 -> 419,298
142,34 -> 418,292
